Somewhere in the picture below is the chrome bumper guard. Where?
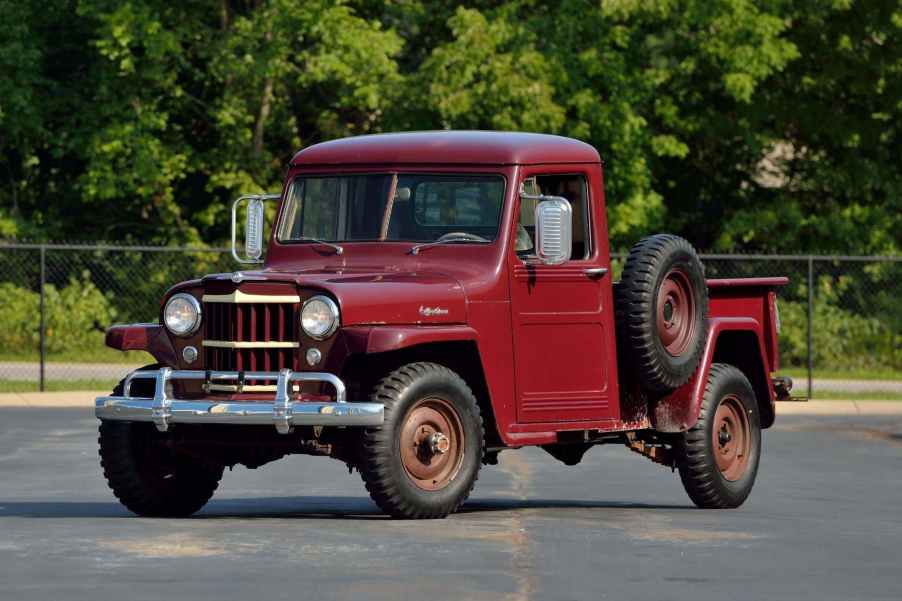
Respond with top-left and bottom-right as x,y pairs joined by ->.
95,368 -> 384,434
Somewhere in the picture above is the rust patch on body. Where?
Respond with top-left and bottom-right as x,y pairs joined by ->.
625,432 -> 674,468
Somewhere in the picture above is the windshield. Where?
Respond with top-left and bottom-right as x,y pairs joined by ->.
277,174 -> 505,243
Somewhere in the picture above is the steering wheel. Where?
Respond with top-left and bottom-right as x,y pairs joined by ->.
436,232 -> 489,243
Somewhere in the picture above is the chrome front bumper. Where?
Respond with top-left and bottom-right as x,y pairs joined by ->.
95,368 -> 384,433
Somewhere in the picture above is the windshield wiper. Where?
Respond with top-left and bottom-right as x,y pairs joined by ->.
409,233 -> 488,255
294,237 -> 344,255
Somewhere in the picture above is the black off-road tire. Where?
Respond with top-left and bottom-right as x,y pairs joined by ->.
615,233 -> 708,391
675,363 -> 762,509
98,367 -> 224,517
360,362 -> 484,519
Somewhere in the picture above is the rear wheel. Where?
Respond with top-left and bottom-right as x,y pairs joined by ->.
98,368 -> 224,517
360,362 -> 484,519
675,363 -> 761,508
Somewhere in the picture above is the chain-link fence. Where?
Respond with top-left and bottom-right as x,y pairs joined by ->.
0,244 -> 234,391
1,243 -> 900,395
692,254 -> 900,396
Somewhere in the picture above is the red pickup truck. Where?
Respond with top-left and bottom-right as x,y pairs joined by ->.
96,131 -> 789,519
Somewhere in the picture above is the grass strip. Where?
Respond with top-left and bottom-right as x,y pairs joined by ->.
0,380 -> 119,393
807,390 -> 902,402
0,349 -> 153,364
782,367 -> 901,382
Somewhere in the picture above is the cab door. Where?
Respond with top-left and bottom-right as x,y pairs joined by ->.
508,165 -> 618,424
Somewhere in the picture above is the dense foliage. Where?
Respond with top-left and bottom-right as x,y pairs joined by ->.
1,0 -> 900,254
0,277 -> 115,355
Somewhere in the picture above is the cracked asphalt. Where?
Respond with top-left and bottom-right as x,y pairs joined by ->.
1,406 -> 901,601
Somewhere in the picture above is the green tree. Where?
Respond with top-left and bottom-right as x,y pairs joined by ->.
1,0 -> 402,244
407,1 -> 799,249
721,0 -> 902,254
0,0 -> 899,254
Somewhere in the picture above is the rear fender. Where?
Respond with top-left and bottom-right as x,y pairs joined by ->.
105,324 -> 178,366
651,317 -> 774,432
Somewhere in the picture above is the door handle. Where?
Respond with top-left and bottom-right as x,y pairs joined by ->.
584,267 -> 608,278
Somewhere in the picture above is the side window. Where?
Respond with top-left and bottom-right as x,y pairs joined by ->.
516,174 -> 591,261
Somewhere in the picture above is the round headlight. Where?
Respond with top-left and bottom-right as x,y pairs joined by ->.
301,295 -> 339,340
164,293 -> 201,336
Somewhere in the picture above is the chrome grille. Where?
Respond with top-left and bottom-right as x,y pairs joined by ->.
203,301 -> 298,375
203,346 -> 295,373
205,302 -> 297,343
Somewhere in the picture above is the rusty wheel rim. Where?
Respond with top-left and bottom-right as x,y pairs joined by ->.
657,268 -> 696,356
400,397 -> 465,491
712,394 -> 751,481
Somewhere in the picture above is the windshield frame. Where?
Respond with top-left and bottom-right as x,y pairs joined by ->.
274,171 -> 508,246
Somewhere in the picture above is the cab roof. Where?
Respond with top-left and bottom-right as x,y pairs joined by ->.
290,131 -> 601,167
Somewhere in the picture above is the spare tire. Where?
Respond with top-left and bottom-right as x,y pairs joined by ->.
615,234 -> 708,392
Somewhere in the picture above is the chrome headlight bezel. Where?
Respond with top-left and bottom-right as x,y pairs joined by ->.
301,295 -> 340,340
163,293 -> 202,337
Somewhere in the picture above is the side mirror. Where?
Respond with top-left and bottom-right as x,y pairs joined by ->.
231,193 -> 280,264
245,198 -> 265,260
534,197 -> 573,265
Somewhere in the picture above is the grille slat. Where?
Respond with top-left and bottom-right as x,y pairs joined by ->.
203,299 -> 297,377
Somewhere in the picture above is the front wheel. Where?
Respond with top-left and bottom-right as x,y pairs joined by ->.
675,363 -> 761,508
98,370 -> 224,517
360,362 -> 484,519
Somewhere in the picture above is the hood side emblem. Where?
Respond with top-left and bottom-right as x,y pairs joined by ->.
419,305 -> 449,317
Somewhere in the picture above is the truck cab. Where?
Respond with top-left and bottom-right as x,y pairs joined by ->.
97,131 -> 788,518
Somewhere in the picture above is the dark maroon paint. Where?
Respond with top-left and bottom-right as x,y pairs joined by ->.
290,131 -> 601,166
111,131 -> 786,446
106,323 -> 177,366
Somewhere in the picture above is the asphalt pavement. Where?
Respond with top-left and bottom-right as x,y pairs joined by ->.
1,406 -> 901,600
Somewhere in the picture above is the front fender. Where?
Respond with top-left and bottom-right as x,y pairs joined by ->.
105,324 -> 178,366
651,317 -> 773,432
342,325 -> 479,355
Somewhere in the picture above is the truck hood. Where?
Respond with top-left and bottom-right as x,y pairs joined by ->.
202,267 -> 467,326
